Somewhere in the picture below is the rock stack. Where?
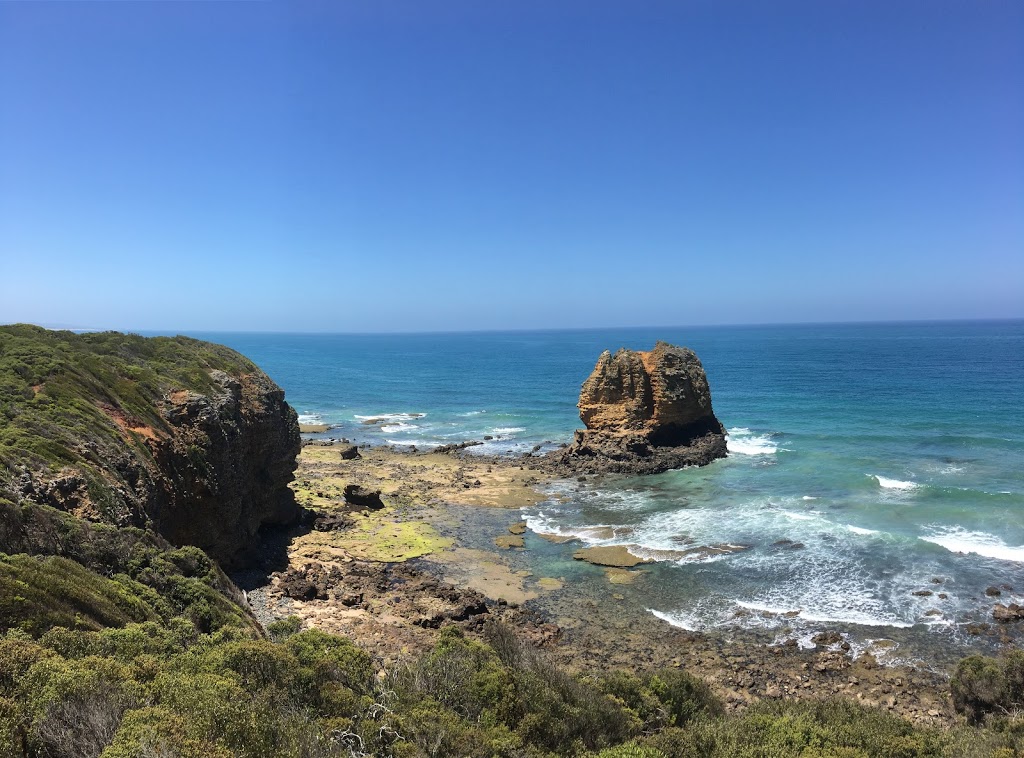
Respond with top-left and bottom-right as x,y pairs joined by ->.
549,341 -> 727,475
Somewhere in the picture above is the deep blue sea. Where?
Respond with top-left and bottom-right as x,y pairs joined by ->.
190,321 -> 1024,655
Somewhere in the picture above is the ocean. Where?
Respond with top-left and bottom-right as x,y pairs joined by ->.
190,321 -> 1024,660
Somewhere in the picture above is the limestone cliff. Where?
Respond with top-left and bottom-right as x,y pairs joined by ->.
0,325 -> 300,567
550,341 -> 727,474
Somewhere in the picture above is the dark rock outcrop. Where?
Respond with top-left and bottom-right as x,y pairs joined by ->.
343,484 -> 384,510
337,443 -> 361,460
1,326 -> 300,568
993,603 -> 1024,623
147,370 -> 301,566
548,341 -> 726,475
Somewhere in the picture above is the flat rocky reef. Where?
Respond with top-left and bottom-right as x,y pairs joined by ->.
232,440 -> 1005,728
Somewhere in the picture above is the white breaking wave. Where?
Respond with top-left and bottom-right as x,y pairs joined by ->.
297,413 -> 323,424
355,412 -> 426,423
871,475 -> 919,491
491,426 -> 526,435
846,525 -> 879,536
380,423 -> 418,433
726,427 -> 779,456
648,608 -> 702,631
920,527 -> 1024,563
385,439 -> 438,449
734,600 -> 913,628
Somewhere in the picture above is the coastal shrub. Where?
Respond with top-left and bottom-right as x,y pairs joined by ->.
410,623 -> 639,754
952,652 -> 1024,723
0,500 -> 260,638
20,655 -> 142,758
593,741 -> 668,758
637,700 -> 945,758
284,628 -> 376,697
267,614 -> 303,641
0,553 -> 160,635
0,696 -> 27,758
99,706 -> 233,758
598,669 -> 723,731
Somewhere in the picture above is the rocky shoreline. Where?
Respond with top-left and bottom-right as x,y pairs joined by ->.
235,440 -> 966,727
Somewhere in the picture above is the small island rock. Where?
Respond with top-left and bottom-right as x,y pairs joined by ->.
548,341 -> 727,475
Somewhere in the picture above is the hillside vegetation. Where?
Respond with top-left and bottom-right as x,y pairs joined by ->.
0,324 -> 256,487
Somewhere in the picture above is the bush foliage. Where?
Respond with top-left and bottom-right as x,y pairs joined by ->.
0,616 -> 1019,758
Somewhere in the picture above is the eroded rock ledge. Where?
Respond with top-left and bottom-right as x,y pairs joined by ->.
548,341 -> 727,475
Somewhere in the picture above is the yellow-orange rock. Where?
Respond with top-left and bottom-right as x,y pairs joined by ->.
550,341 -> 726,475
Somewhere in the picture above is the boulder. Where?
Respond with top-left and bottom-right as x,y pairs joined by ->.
337,444 -> 361,460
344,484 -> 384,510
548,341 -> 726,474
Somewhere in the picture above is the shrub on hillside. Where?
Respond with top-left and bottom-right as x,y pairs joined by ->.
952,651 -> 1024,723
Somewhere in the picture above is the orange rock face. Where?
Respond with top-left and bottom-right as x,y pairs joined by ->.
550,341 -> 726,475
578,341 -> 719,447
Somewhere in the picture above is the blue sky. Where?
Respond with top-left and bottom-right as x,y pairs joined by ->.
1,0 -> 1021,332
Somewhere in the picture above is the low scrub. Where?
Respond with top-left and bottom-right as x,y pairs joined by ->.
0,614 -> 1021,757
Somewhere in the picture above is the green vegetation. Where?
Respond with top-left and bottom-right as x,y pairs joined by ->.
0,617 -> 1021,758
0,499 -> 259,637
951,651 -> 1024,724
0,324 -> 256,498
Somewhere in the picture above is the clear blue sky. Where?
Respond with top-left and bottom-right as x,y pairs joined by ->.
1,0 -> 1021,332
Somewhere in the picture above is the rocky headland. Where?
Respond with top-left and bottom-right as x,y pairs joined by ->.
1,325 -> 300,567
548,340 -> 727,474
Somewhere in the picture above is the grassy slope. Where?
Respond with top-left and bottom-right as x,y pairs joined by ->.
0,323 -> 256,493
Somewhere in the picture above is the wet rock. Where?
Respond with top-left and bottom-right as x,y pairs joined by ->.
572,545 -> 652,568
993,603 -> 1024,623
433,440 -> 484,455
985,586 -> 1002,597
812,630 -> 843,646
312,512 -> 354,532
911,590 -> 933,597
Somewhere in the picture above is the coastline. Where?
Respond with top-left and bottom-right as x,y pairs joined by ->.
237,440 -> 968,727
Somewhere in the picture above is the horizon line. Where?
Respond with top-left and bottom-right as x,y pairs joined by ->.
4,315 -> 1023,338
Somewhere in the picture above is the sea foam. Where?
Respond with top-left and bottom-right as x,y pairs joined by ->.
920,527 -> 1024,563
355,412 -> 426,424
380,423 -> 419,433
726,427 -> 780,456
871,475 -> 919,491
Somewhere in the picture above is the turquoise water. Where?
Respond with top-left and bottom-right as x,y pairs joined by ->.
192,322 -> 1024,650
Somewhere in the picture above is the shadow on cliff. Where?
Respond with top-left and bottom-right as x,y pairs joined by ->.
229,509 -> 316,592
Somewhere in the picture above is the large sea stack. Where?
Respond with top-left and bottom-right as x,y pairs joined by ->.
550,341 -> 727,474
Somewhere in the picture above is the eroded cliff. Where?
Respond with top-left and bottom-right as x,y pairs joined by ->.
0,325 -> 300,566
